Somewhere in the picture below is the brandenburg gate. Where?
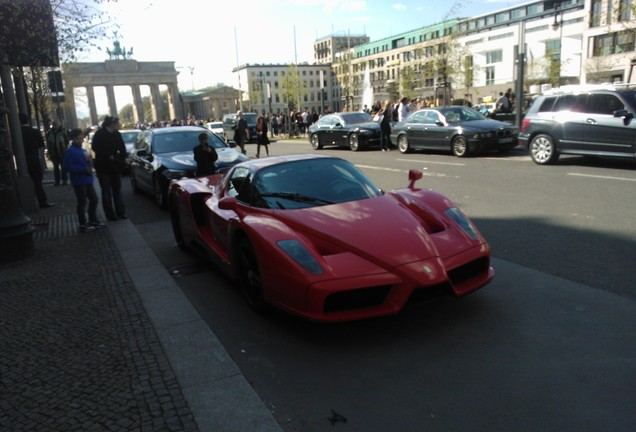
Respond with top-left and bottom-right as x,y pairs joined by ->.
61,59 -> 183,127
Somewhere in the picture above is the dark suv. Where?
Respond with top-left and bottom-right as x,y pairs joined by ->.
519,85 -> 636,164
221,112 -> 258,143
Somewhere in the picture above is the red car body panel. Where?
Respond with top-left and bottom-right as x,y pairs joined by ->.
169,155 -> 493,322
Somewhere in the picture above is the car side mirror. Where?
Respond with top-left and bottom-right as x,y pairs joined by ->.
408,169 -> 423,189
613,109 -> 633,119
219,196 -> 237,211
435,121 -> 444,127
334,123 -> 343,128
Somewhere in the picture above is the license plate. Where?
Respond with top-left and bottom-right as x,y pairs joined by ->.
499,137 -> 514,143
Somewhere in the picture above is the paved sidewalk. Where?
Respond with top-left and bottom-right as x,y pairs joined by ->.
0,171 -> 281,432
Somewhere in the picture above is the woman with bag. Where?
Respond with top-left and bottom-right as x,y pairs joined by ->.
256,115 -> 270,158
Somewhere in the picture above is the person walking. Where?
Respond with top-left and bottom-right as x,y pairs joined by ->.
91,116 -> 127,221
233,111 -> 248,155
256,115 -> 270,158
63,128 -> 104,233
193,132 -> 218,176
46,120 -> 69,185
19,113 -> 53,208
379,100 -> 393,152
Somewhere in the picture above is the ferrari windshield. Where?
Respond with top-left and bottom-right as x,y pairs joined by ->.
251,158 -> 383,209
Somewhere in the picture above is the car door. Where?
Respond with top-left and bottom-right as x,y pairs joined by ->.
553,94 -> 589,151
421,110 -> 449,149
314,116 -> 333,145
576,93 -> 636,156
133,131 -> 154,192
210,167 -> 252,254
332,115 -> 349,147
401,111 -> 427,148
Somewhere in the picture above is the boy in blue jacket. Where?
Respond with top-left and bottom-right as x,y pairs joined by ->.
63,129 -> 104,233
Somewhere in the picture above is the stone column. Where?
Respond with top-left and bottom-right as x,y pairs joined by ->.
105,84 -> 117,117
63,87 -> 77,128
85,86 -> 99,126
149,83 -> 162,122
166,82 -> 180,121
131,84 -> 145,124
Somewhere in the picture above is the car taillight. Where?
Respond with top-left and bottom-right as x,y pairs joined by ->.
521,118 -> 531,132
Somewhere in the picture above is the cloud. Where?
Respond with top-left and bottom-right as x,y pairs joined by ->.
393,3 -> 407,11
338,0 -> 367,13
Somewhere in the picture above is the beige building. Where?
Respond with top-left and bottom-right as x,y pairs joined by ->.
180,85 -> 239,121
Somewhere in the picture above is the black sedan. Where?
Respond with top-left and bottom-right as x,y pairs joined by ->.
390,107 -> 519,157
308,112 -> 381,151
129,126 -> 248,208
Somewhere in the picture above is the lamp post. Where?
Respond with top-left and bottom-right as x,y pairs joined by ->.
551,3 -> 564,87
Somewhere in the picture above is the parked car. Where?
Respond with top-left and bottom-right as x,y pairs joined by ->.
204,121 -> 224,138
129,126 -> 248,208
168,154 -> 493,322
390,106 -> 519,157
308,112 -> 381,151
519,84 -> 636,165
120,128 -> 142,168
221,112 -> 258,143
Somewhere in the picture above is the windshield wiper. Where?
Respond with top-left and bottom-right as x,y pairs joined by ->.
260,192 -> 334,205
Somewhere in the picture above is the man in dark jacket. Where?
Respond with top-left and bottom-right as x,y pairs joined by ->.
193,132 -> 218,176
92,116 -> 127,220
19,113 -> 53,208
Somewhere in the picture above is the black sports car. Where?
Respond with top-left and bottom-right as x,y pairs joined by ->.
308,112 -> 381,151
129,126 -> 248,208
390,107 -> 519,157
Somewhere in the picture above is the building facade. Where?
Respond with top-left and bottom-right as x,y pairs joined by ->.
232,63 -> 334,115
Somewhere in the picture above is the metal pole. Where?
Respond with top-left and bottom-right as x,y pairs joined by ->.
515,21 -> 526,129
234,27 -> 243,112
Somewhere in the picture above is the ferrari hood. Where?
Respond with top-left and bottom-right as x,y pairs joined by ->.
276,195 -> 444,268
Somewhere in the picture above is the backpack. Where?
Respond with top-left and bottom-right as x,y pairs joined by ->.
392,104 -> 399,122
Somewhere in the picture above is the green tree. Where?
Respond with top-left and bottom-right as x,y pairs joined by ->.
281,64 -> 305,112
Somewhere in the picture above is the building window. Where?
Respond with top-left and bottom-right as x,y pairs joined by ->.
511,8 -> 526,19
619,0 -> 631,21
590,0 -> 602,27
485,66 -> 495,85
486,50 -> 503,64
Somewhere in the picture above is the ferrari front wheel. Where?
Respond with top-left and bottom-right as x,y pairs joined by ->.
170,204 -> 187,250
237,238 -> 266,312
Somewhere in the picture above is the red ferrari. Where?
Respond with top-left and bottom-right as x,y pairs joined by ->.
169,154 -> 493,322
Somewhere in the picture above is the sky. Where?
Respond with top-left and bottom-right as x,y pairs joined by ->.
77,0 -> 528,118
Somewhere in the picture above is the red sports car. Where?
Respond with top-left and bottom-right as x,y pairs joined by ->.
169,154 -> 493,322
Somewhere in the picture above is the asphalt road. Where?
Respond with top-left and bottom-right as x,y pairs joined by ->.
122,140 -> 636,431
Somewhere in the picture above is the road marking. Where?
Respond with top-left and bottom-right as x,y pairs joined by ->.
482,156 -> 531,161
567,173 -> 636,182
396,158 -> 465,166
357,164 -> 404,172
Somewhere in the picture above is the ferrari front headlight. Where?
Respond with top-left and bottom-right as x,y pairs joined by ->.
445,208 -> 479,239
277,240 -> 323,275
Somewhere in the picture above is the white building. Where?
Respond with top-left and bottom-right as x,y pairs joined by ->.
232,63 -> 334,115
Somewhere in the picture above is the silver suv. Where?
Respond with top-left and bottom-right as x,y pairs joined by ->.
518,85 -> 636,164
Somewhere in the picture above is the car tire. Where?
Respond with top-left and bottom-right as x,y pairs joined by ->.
310,133 -> 322,150
237,238 -> 266,312
170,203 -> 187,250
398,135 -> 411,153
349,133 -> 360,151
452,136 -> 469,157
154,176 -> 168,209
530,134 -> 559,165
130,169 -> 141,194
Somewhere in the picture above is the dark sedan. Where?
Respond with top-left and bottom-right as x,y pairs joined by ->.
390,107 -> 519,157
308,112 -> 381,151
129,126 -> 248,208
